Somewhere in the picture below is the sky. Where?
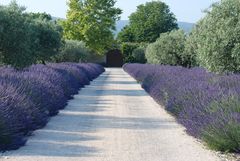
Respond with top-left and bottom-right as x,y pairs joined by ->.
0,0 -> 219,23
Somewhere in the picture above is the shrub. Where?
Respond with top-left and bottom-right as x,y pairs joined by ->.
0,63 -> 104,151
52,40 -> 91,63
146,30 -> 190,66
201,96 -> 240,152
121,43 -> 139,63
132,47 -> 147,64
48,63 -> 91,95
184,32 -> 198,67
0,81 -> 34,150
187,0 -> 240,73
123,63 -> 240,152
121,42 -> 148,63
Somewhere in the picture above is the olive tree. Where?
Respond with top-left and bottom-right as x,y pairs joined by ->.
0,2 -> 34,68
186,0 -> 240,73
52,40 -> 91,63
0,1 -> 63,68
146,30 -> 187,66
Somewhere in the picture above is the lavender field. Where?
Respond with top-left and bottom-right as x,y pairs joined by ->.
123,63 -> 240,153
1,0 -> 240,160
0,63 -> 104,151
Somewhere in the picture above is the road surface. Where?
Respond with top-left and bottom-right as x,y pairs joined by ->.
1,68 -> 220,161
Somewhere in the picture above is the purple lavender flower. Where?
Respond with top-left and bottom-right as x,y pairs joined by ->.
124,63 -> 240,152
0,63 -> 104,151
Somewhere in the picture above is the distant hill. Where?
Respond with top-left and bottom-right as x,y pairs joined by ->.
52,16 -> 64,21
177,21 -> 195,33
115,20 -> 195,35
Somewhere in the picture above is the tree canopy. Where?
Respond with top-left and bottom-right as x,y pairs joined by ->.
61,0 -> 122,54
118,1 -> 178,43
186,0 -> 240,73
146,30 -> 187,66
117,26 -> 135,43
0,1 -> 33,68
52,40 -> 91,63
0,1 -> 63,68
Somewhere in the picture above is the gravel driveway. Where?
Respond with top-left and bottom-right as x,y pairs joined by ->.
1,68 -> 220,161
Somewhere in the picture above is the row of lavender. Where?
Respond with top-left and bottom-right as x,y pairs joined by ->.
123,63 -> 240,153
0,63 -> 105,151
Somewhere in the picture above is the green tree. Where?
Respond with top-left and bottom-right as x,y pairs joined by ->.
27,12 -> 52,21
0,1 -> 63,68
146,30 -> 187,66
26,12 -> 63,64
29,20 -> 63,64
184,30 -> 199,67
118,1 -> 178,43
187,0 -> 240,73
52,40 -> 91,63
121,43 -> 139,63
61,0 -> 122,54
0,1 -> 34,68
117,26 -> 135,42
132,47 -> 147,64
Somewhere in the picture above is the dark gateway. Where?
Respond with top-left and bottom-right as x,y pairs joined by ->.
106,49 -> 123,67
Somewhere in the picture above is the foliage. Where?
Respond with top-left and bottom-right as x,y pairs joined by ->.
0,63 -> 104,150
27,12 -> 52,21
132,47 -> 147,64
29,19 -> 63,63
184,32 -> 198,67
0,2 -> 34,68
52,40 -> 91,63
0,1 -> 63,68
118,1 -> 178,43
61,0 -> 122,54
117,25 -> 135,43
187,0 -> 240,73
146,30 -> 190,67
121,43 -> 148,63
121,43 -> 139,63
123,63 -> 240,153
202,96 -> 240,152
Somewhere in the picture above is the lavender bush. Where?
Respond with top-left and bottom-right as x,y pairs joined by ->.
0,63 -> 104,151
123,63 -> 240,153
